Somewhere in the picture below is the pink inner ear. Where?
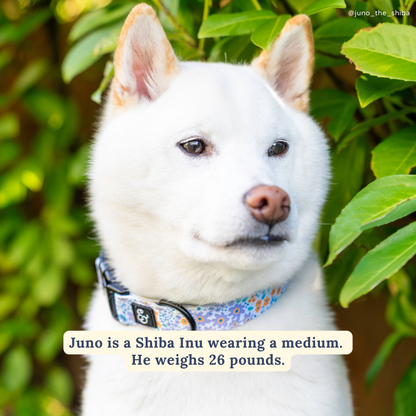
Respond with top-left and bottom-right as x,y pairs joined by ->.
132,66 -> 152,100
273,50 -> 299,97
131,44 -> 154,100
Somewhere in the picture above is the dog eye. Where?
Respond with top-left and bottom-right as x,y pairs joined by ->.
268,141 -> 288,157
180,139 -> 205,155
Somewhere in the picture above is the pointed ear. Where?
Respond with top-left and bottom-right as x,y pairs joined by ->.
251,15 -> 314,113
111,4 -> 180,109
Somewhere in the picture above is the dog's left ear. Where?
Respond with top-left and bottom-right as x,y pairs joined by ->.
251,15 -> 314,113
111,3 -> 180,110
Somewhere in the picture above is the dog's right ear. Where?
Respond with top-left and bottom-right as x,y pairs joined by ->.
111,4 -> 179,110
251,15 -> 314,113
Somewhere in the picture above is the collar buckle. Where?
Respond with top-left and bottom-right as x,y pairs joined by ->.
95,253 -> 129,320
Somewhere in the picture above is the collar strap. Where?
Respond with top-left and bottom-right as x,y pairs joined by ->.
95,253 -> 287,331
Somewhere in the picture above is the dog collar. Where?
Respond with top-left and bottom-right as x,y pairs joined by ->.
96,253 -> 287,331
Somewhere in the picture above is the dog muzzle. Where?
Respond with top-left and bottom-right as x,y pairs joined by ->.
96,253 -> 287,331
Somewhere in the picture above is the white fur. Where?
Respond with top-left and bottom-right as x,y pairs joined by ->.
83,7 -> 353,415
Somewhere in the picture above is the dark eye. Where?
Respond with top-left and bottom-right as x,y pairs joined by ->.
268,141 -> 288,157
180,139 -> 205,155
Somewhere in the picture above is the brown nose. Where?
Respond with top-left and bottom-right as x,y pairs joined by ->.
244,185 -> 290,225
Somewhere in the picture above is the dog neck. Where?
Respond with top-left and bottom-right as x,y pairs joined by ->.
96,253 -> 287,331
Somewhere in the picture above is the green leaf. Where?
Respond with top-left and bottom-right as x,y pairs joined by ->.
44,166 -> 72,213
68,143 -> 90,184
325,175 -> 416,266
354,0 -> 368,12
301,0 -> 346,16
336,108 -> 416,153
398,294 -> 416,328
388,268 -> 412,298
362,200 -> 416,230
0,332 -> 13,355
0,50 -> 13,71
91,61 -> 114,104
351,108 -> 416,133
314,18 -> 370,56
0,294 -> 19,321
0,215 -> 19,243
310,89 -> 353,118
69,3 -> 135,42
314,54 -> 346,69
0,113 -> 19,140
356,74 -> 414,107
366,331 -> 405,388
0,9 -> 51,46
208,35 -> 257,63
285,0 -> 311,13
342,24 -> 416,82
325,245 -> 367,303
310,89 -> 357,141
2,346 -> 32,392
394,354 -> 416,416
10,60 -> 49,99
77,287 -> 94,316
387,292 -> 416,333
51,236 -> 75,267
14,390 -> 43,416
0,318 -> 39,340
327,98 -> 356,141
321,138 -> 367,300
236,0 -> 259,10
46,367 -> 74,406
35,329 -> 64,363
23,89 -> 67,129
340,221 -> 416,306
372,126 -> 416,179
198,11 -> 276,38
0,172 -> 27,208
6,223 -> 41,268
62,21 -> 123,83
334,125 -> 362,145
250,15 -> 290,50
70,260 -> 94,286
373,0 -> 394,14
32,267 -> 65,306
322,137 -> 366,228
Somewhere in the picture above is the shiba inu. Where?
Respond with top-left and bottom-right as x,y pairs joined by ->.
83,4 -> 353,415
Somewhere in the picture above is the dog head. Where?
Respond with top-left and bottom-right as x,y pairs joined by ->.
89,4 -> 330,304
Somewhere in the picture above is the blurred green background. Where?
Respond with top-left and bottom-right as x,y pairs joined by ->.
1,0 -> 416,415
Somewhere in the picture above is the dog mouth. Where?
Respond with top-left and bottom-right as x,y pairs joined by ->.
194,233 -> 288,249
225,235 -> 287,248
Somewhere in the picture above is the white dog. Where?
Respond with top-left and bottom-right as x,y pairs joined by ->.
84,4 -> 353,415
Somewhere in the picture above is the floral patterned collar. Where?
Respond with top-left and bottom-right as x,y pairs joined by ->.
96,253 -> 287,331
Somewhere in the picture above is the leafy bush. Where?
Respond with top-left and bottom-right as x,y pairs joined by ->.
0,1 -> 96,414
1,0 -> 416,415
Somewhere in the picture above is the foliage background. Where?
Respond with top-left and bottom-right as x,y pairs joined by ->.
1,0 -> 416,415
